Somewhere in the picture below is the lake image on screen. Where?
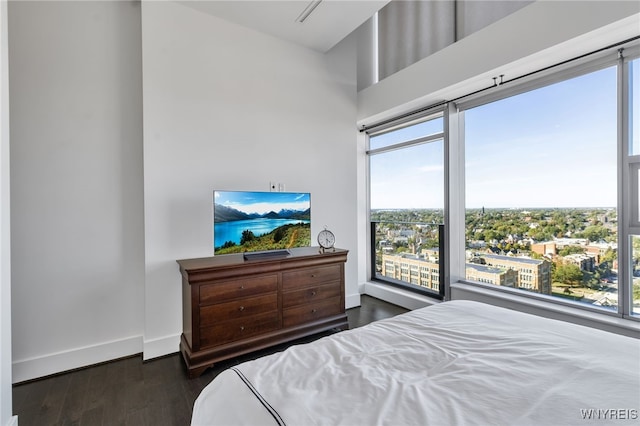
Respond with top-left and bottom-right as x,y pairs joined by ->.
214,191 -> 311,255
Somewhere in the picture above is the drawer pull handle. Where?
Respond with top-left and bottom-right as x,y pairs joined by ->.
240,326 -> 245,331
311,291 -> 317,296
239,285 -> 245,290
312,309 -> 317,313
239,306 -> 245,311
311,274 -> 316,278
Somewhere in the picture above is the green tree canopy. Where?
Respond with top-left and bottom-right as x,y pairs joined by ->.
558,245 -> 586,256
240,229 -> 256,245
577,225 -> 610,242
553,263 -> 584,286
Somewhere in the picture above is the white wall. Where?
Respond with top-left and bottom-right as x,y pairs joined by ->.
9,1 -> 145,383
7,0 -> 359,382
0,0 -> 15,421
141,2 -> 359,359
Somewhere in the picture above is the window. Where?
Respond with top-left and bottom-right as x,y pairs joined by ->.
368,115 -> 445,297
364,42 -> 639,320
463,66 -> 619,311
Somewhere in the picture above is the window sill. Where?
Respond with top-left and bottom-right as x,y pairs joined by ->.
451,282 -> 640,339
363,281 -> 440,311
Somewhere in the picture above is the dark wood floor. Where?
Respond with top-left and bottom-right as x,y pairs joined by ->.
12,295 -> 408,426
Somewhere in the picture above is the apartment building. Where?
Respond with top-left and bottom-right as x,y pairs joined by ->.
382,251 -> 523,293
563,253 -> 597,272
466,263 -> 519,287
481,254 -> 552,294
381,254 -> 440,292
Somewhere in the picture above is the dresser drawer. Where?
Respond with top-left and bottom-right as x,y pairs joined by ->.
200,274 -> 278,305
200,312 -> 280,349
283,296 -> 342,328
282,265 -> 341,290
200,293 -> 278,327
282,281 -> 341,309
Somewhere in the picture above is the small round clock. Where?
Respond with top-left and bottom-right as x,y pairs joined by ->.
317,227 -> 335,253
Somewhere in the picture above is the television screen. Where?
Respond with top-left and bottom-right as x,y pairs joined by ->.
213,190 -> 311,255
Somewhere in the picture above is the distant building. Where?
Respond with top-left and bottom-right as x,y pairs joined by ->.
563,253 -> 596,272
381,253 -> 439,292
585,242 -> 617,264
382,252 -> 551,295
387,229 -> 415,239
531,242 -> 556,256
480,254 -> 552,294
466,263 -> 518,287
533,239 -> 617,269
421,248 -> 439,262
554,237 -> 589,247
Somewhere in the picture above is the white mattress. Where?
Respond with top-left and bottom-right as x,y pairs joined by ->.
191,300 -> 640,425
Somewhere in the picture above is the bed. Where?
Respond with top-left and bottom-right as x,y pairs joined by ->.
191,300 -> 640,425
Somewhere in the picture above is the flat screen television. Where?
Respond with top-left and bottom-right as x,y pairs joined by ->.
213,190 -> 311,256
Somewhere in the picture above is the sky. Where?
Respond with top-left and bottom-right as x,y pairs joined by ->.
214,190 -> 310,215
370,62 -> 638,210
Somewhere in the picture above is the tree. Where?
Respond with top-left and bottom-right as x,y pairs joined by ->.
553,264 -> 583,287
582,271 -> 599,289
578,225 -> 610,242
558,245 -> 586,256
601,247 -> 617,263
530,251 -> 543,260
221,240 -> 236,249
273,226 -> 285,243
240,229 -> 256,245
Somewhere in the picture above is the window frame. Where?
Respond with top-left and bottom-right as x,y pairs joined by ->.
366,110 -> 447,300
631,162 -> 640,227
624,52 -> 640,317
454,45 -> 640,321
364,41 -> 640,321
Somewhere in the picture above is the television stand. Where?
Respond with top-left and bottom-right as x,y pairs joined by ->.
243,249 -> 290,261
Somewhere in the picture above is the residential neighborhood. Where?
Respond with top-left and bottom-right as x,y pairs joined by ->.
372,207 -> 634,309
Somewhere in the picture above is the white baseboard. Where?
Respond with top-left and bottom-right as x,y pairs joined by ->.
12,335 -> 142,384
345,292 -> 361,309
142,333 -> 180,361
5,416 -> 17,426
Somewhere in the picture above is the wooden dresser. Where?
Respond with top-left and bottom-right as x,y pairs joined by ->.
177,247 -> 349,378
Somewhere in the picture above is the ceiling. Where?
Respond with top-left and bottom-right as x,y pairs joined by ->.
179,0 -> 390,53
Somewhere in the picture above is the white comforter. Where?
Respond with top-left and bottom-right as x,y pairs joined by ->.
192,300 -> 640,425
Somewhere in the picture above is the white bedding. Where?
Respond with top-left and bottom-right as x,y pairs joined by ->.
191,300 -> 640,425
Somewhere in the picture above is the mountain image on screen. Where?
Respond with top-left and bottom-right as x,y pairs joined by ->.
213,191 -> 311,255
